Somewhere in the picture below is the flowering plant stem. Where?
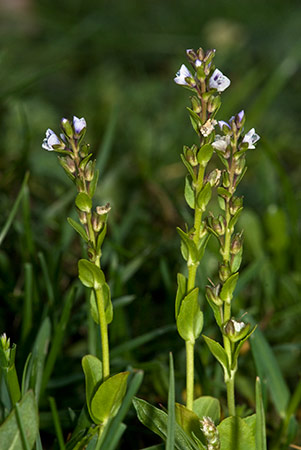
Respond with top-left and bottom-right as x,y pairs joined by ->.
95,288 -> 110,379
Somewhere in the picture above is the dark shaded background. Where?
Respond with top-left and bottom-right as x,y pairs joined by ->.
0,0 -> 300,448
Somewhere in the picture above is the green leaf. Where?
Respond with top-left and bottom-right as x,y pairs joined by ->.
90,284 -> 113,325
174,403 -> 206,447
197,233 -> 210,262
232,325 -> 257,370
229,208 -> 243,231
255,378 -> 267,450
217,416 -> 256,450
67,217 -> 89,242
203,335 -> 229,376
82,355 -> 103,424
193,396 -> 221,424
197,144 -> 213,167
132,397 -> 199,450
177,288 -> 203,342
217,186 -> 231,199
220,272 -> 239,304
166,354 -> 175,450
0,390 -> 38,450
184,176 -> 195,209
180,154 -> 196,182
29,317 -> 51,402
75,192 -> 92,212
96,223 -> 107,252
196,182 -> 212,212
89,169 -> 99,198
186,107 -> 201,135
176,227 -> 198,264
250,324 -> 290,418
78,259 -> 105,290
175,273 -> 187,319
91,372 -> 129,425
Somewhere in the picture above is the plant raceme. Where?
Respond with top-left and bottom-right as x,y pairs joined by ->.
42,116 -> 129,446
134,47 -> 265,450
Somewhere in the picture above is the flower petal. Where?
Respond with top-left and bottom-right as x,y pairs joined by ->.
209,68 -> 231,92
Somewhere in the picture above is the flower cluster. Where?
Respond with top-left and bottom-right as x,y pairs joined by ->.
200,416 -> 220,450
42,116 -> 109,265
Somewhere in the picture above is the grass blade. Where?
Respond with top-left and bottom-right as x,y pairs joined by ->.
255,377 -> 267,450
49,396 -> 66,450
166,353 -> 175,450
38,252 -> 55,306
0,172 -> 29,246
21,262 -> 33,342
250,325 -> 290,417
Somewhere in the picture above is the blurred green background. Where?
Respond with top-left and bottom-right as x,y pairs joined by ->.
0,0 -> 300,448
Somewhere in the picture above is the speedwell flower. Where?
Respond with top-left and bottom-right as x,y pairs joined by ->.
212,135 -> 231,151
209,68 -> 231,92
73,116 -> 86,135
174,64 -> 194,86
42,129 -> 62,151
242,128 -> 260,149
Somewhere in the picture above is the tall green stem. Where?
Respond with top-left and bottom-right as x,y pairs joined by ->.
226,373 -> 236,416
95,288 -> 110,380
185,340 -> 194,410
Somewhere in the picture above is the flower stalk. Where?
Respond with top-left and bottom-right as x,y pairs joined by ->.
43,116 -> 113,381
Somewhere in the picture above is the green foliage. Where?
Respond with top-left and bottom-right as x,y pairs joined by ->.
176,289 -> 203,342
0,391 -> 39,450
217,416 -> 256,450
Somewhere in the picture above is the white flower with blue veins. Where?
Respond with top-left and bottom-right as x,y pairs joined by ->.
209,68 -> 231,92
73,116 -> 86,135
42,129 -> 61,151
242,128 -> 260,149
174,64 -> 193,86
212,135 -> 231,151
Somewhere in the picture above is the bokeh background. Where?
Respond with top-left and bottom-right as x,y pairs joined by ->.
0,0 -> 300,448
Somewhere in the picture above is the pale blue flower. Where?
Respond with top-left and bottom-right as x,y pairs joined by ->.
242,128 -> 260,149
212,135 -> 230,151
209,68 -> 231,92
218,120 -> 231,130
73,116 -> 86,135
42,129 -> 61,151
174,64 -> 193,86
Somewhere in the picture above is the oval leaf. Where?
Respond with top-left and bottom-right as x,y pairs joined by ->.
82,355 -> 103,423
75,192 -> 92,212
217,416 -> 256,450
78,259 -> 105,290
91,372 -> 129,425
67,217 -> 89,242
197,144 -> 213,167
177,288 -> 203,342
193,396 -> 221,424
220,272 -> 239,304
185,176 -> 195,209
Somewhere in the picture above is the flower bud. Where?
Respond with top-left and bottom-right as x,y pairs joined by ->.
77,209 -> 87,225
183,145 -> 198,167
84,160 -> 95,182
80,143 -> 90,157
61,118 -> 73,138
231,232 -> 243,255
223,319 -> 250,343
186,48 -> 198,62
234,156 -> 246,175
207,95 -> 221,113
92,211 -> 103,232
206,284 -> 223,307
197,47 -> 205,61
96,203 -> 111,216
222,171 -> 230,188
229,196 -> 243,215
204,49 -> 216,64
191,96 -> 202,114
219,263 -> 231,282
206,169 -> 221,187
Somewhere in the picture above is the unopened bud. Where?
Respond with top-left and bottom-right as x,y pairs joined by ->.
234,156 -> 246,175
196,47 -> 205,61
207,95 -> 221,113
84,160 -> 95,182
206,284 -> 223,306
183,145 -> 198,167
207,169 -> 221,187
231,232 -> 243,255
204,49 -> 216,63
61,118 -> 73,138
219,263 -> 231,282
92,211 -> 103,232
191,96 -> 202,114
229,196 -> 243,215
77,209 -> 87,225
222,171 -> 230,188
212,216 -> 225,236
186,48 -> 198,62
